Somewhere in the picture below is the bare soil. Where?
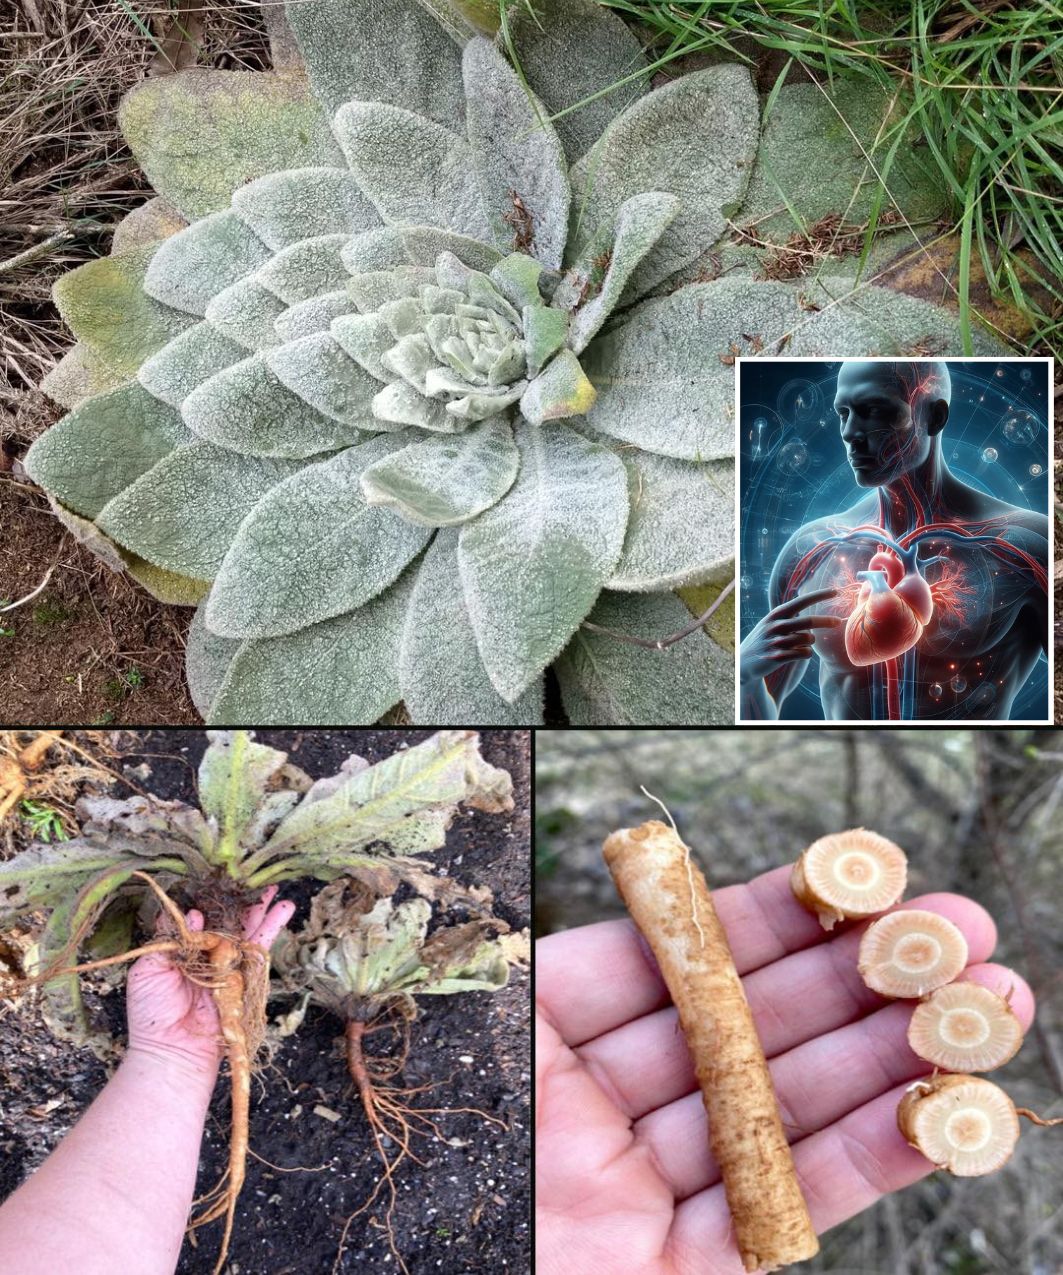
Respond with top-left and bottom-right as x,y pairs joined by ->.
0,729 -> 531,1275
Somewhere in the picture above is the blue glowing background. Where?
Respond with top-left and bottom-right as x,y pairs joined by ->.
739,359 -> 1050,721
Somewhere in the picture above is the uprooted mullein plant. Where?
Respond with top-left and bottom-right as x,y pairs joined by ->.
25,0 -> 1003,725
272,876 -> 529,1272
0,728 -> 512,1274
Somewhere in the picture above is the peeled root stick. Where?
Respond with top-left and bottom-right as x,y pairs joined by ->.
603,820 -> 818,1273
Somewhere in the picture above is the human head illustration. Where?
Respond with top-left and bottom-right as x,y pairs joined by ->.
834,360 -> 951,488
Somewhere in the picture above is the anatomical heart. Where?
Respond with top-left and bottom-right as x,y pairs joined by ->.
737,357 -> 1051,723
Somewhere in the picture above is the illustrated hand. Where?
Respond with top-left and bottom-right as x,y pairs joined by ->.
739,587 -> 841,685
126,885 -> 295,1080
536,869 -> 1034,1275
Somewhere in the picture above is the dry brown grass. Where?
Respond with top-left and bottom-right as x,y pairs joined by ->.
0,0 -> 270,445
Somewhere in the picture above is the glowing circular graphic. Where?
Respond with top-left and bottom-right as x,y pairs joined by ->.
1029,463 -> 1043,477
777,379 -> 822,425
929,682 -> 943,701
950,675 -> 967,694
981,447 -> 998,463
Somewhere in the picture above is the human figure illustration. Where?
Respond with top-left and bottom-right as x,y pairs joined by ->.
740,360 -> 1048,721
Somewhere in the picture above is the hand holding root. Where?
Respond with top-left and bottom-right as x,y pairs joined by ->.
603,819 -> 818,1273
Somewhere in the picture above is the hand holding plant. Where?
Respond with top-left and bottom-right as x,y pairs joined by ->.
126,884 -> 294,1080
536,867 -> 1034,1275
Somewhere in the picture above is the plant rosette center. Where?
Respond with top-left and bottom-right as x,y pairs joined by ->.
364,251 -> 589,434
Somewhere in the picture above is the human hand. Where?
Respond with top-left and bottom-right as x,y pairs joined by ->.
125,885 -> 295,1081
739,587 -> 841,685
536,869 -> 1034,1275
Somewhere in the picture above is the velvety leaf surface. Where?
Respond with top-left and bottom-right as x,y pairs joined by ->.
458,421 -> 628,701
206,433 -> 430,638
208,569 -> 416,725
265,332 -> 382,425
231,167 -> 380,250
259,725 -> 513,857
462,39 -> 569,269
96,441 -> 303,580
506,0 -> 649,162
555,589 -> 734,725
203,279 -> 287,351
109,196 -> 187,254
400,530 -> 544,724
143,211 -> 272,317
333,102 -> 492,241
361,419 -> 519,526
24,383 -> 193,519
254,233 -> 351,304
182,352 -> 370,458
41,343 -> 127,410
119,69 -> 343,221
138,321 -> 246,408
284,0 -> 465,124
569,66 -> 759,295
567,191 -> 680,353
186,602 -> 241,720
54,243 -> 196,377
584,275 -> 1002,462
738,80 -> 948,240
602,439 -> 735,591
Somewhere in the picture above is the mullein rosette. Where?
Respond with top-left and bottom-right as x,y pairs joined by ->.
27,0 -> 1001,725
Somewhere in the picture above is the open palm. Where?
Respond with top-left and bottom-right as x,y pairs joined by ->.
536,865 -> 1034,1275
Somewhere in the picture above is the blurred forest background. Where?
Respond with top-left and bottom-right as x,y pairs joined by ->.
536,728 -> 1063,1275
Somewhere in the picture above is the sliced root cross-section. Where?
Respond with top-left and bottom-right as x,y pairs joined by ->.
907,981 -> 1023,1072
858,908 -> 967,998
790,828 -> 907,930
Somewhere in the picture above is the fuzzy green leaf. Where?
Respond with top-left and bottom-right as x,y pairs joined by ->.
41,343 -> 127,410
569,66 -> 759,295
96,441 -> 303,581
360,419 -> 519,526
520,349 -> 596,423
53,243 -> 196,377
143,211 -> 272,317
462,38 -> 569,269
208,569 -> 416,726
231,167 -> 380,250
206,434 -> 430,639
567,192 -> 681,353
276,291 -> 359,342
333,102 -> 492,241
556,589 -> 734,725
265,332 -> 382,426
109,197 -> 187,255
738,80 -> 948,240
0,843 -> 142,923
506,0 -> 649,163
25,383 -> 193,520
254,233 -> 351,305
186,602 -> 241,720
284,0 -> 465,124
182,352 -> 371,458
458,421 -> 628,701
401,529 -> 544,724
118,68 -> 343,221
608,446 -> 735,592
197,731 -> 290,866
204,279 -> 287,351
259,728 -> 513,863
138,322 -> 246,408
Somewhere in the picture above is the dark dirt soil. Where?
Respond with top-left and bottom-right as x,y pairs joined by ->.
0,476 -> 200,725
0,729 -> 531,1275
